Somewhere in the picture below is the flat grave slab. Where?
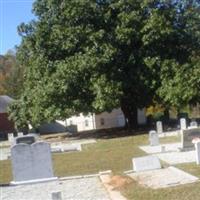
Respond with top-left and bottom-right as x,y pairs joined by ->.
1,177 -> 110,200
156,151 -> 196,164
158,130 -> 180,138
133,155 -> 161,172
140,143 -> 181,154
51,143 -> 82,153
128,166 -> 198,189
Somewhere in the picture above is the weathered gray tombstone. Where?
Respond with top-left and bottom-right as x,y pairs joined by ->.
11,141 -> 56,184
132,155 -> 161,172
156,121 -> 163,134
14,135 -> 36,145
17,132 -> 24,137
180,118 -> 187,130
32,142 -> 54,179
149,130 -> 159,146
11,144 -> 33,182
195,141 -> 200,165
8,133 -> 14,143
181,128 -> 200,150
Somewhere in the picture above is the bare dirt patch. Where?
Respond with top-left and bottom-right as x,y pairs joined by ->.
108,175 -> 133,190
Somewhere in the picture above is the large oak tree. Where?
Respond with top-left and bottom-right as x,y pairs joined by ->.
10,0 -> 200,129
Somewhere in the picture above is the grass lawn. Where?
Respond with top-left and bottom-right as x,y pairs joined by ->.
0,131 -> 200,200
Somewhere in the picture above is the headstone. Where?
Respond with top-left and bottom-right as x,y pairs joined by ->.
156,121 -> 163,134
195,141 -> 200,165
180,118 -> 187,130
188,121 -> 198,129
11,142 -> 55,182
8,133 -> 14,143
52,191 -> 62,200
161,145 -> 166,153
132,155 -> 161,172
14,135 -> 36,145
149,130 -> 159,146
17,132 -> 24,137
181,128 -> 200,150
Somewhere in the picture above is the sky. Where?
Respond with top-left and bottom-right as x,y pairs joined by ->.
0,0 -> 35,55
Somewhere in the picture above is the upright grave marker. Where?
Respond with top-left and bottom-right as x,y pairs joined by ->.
188,121 -> 198,129
11,141 -> 56,184
181,128 -> 200,150
180,118 -> 187,130
149,130 -> 159,146
17,132 -> 24,137
156,121 -> 163,134
132,155 -> 161,172
194,141 -> 200,165
8,133 -> 14,143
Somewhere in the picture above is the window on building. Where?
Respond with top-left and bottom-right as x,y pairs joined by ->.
85,120 -> 89,127
100,118 -> 105,126
69,120 -> 73,125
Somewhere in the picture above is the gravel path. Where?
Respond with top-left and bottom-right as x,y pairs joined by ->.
0,177 -> 110,200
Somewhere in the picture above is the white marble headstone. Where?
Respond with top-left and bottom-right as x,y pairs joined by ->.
132,155 -> 161,172
17,132 -> 24,137
195,141 -> 200,165
8,133 -> 14,143
156,121 -> 163,134
180,118 -> 187,130
11,142 -> 54,182
149,130 -> 159,146
189,121 -> 198,129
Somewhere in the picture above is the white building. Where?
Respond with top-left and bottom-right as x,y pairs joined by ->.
38,108 -> 147,133
65,108 -> 146,132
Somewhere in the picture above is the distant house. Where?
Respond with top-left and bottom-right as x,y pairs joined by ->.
65,108 -> 147,132
0,95 -> 15,136
37,108 -> 146,134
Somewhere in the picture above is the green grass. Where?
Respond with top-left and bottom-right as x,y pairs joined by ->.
1,132 -> 200,200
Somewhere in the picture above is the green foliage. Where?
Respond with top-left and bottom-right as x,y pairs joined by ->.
0,50 -> 24,99
9,0 -> 200,129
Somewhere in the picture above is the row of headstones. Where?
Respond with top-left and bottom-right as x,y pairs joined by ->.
8,132 -> 24,143
156,118 -> 198,134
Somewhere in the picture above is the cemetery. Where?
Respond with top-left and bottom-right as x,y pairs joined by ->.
1,119 -> 200,200
1,0 -> 199,199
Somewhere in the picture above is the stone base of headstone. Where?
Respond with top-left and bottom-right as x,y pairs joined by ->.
10,177 -> 58,186
178,147 -> 195,152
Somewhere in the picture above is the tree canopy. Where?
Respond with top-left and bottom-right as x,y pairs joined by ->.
10,0 -> 200,129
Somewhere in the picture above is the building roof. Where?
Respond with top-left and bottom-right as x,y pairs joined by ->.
0,95 -> 14,113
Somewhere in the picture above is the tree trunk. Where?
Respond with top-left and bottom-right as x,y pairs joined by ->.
121,100 -> 138,129
164,108 -> 170,122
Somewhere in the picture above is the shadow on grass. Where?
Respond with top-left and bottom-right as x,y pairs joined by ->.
68,127 -> 149,141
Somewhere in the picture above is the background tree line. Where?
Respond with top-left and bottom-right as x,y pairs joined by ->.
5,0 -> 200,130
0,50 -> 24,99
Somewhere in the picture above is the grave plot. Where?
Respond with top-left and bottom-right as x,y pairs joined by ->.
126,155 -> 199,189
156,151 -> 196,165
1,177 -> 110,200
139,143 -> 196,165
128,166 -> 198,189
139,143 -> 182,154
51,143 -> 82,153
